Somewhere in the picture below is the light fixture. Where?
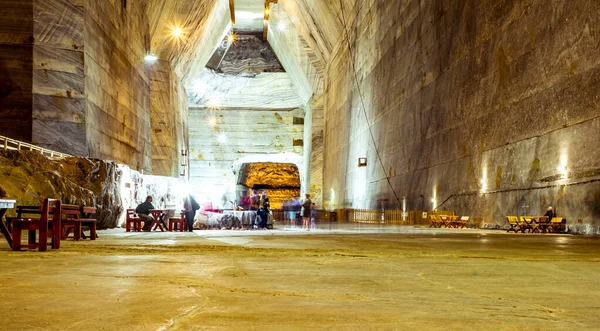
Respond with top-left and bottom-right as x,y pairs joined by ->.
227,32 -> 237,44
206,96 -> 220,109
207,117 -> 217,128
172,27 -> 182,38
277,22 -> 286,31
216,133 -> 228,144
358,157 -> 367,167
144,54 -> 158,62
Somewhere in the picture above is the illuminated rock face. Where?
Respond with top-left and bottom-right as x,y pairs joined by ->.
281,0 -> 600,228
238,162 -> 301,209
0,151 -> 121,229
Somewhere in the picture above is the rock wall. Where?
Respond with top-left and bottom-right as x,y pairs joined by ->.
31,0 -> 85,155
0,150 -> 121,229
0,0 -> 33,142
317,1 -> 600,230
84,0 -> 152,172
149,60 -> 189,177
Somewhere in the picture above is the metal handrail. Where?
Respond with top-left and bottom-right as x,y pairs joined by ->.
0,135 -> 71,159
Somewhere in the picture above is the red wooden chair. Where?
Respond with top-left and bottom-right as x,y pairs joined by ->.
168,211 -> 187,232
11,198 -> 61,251
125,209 -> 142,232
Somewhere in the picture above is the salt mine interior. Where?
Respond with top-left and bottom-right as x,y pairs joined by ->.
0,0 -> 599,329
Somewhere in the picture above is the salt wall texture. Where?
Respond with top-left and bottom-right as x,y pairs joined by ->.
84,0 -> 152,172
149,60 -> 189,177
312,1 -> 600,228
0,0 -> 33,142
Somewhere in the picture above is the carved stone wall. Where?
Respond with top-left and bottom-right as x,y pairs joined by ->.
32,0 -> 85,155
0,0 -> 33,142
149,60 -> 189,177
84,0 -> 152,172
317,1 -> 600,229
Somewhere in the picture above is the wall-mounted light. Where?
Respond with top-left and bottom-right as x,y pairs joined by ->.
227,32 -> 237,44
358,157 -> 367,167
144,54 -> 158,62
207,117 -> 217,128
277,22 -> 286,31
216,133 -> 228,144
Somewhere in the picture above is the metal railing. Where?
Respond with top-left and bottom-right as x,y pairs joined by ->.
0,135 -> 70,159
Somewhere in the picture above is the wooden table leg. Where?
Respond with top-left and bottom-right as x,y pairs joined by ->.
0,209 -> 13,248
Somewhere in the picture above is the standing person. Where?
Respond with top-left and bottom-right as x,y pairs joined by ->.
302,194 -> 312,231
259,191 -> 270,229
544,206 -> 554,222
136,195 -> 155,231
184,195 -> 200,232
310,202 -> 317,230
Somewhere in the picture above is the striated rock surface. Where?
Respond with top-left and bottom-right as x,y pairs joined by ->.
0,150 -> 121,229
238,162 -> 301,189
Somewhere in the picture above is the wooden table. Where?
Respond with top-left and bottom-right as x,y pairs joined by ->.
0,199 -> 16,248
147,210 -> 169,232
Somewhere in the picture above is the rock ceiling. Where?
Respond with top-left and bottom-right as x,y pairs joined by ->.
143,0 -> 341,106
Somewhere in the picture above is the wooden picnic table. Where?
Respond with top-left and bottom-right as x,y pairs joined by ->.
0,199 -> 17,248
61,204 -> 98,240
147,209 -> 170,232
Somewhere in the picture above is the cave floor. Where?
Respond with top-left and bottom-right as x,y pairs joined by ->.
0,226 -> 599,330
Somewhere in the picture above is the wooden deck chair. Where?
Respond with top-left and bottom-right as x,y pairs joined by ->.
456,216 -> 469,229
506,216 -> 520,233
429,215 -> 441,228
533,216 -> 548,233
548,217 -> 564,233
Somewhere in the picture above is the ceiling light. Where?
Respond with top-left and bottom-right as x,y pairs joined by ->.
216,133 -> 228,144
144,54 -> 158,62
227,32 -> 237,44
207,117 -> 217,128
172,27 -> 182,38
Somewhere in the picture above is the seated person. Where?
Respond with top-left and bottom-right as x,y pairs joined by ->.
136,195 -> 155,231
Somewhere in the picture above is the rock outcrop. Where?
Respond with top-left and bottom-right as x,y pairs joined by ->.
0,150 -> 121,228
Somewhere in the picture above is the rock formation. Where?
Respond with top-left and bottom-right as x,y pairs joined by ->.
0,150 -> 121,228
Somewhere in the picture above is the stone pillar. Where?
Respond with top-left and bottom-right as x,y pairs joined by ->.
301,101 -> 313,197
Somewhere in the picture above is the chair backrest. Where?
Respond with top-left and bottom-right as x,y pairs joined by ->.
42,198 -> 61,224
126,209 -> 137,220
16,205 -> 43,217
538,216 -> 548,223
61,204 -> 82,219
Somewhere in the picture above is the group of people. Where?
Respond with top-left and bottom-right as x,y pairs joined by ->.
283,194 -> 317,230
237,190 -> 271,229
135,195 -> 199,232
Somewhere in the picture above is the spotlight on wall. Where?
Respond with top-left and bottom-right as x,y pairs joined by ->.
358,157 -> 367,167
144,54 -> 158,62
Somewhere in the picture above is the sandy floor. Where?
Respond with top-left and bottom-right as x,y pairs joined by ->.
1,226 -> 599,330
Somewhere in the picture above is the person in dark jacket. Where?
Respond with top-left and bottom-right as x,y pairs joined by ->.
184,195 -> 200,232
258,191 -> 270,229
136,195 -> 155,231
544,206 -> 554,221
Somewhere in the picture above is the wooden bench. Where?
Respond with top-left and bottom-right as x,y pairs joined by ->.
61,204 -> 97,240
454,216 -> 469,228
429,215 -> 442,228
168,212 -> 187,232
548,217 -> 566,233
126,209 -> 142,232
10,198 -> 62,251
506,216 -> 520,233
